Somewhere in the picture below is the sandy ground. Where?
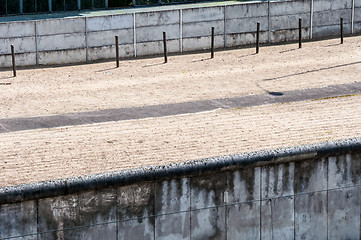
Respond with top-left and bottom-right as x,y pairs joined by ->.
1,36 -> 361,187
1,36 -> 361,119
0,95 -> 361,187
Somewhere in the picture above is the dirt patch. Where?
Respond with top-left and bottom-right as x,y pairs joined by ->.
0,95 -> 360,187
1,36 -> 361,119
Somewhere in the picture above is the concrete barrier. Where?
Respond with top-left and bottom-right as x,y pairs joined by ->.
0,138 -> 360,239
313,0 -> 353,37
87,14 -> 134,61
0,0 -> 360,67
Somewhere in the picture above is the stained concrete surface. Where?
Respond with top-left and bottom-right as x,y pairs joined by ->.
0,151 -> 360,239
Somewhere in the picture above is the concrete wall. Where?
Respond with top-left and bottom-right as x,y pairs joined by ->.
0,138 -> 360,239
0,0 -> 361,67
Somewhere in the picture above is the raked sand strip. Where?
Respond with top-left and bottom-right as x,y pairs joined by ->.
1,36 -> 361,119
0,94 -> 360,187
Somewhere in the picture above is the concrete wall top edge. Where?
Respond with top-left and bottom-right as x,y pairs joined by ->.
0,137 -> 360,205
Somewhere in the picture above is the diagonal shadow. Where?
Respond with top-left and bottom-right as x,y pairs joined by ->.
191,57 -> 212,63
262,60 -> 361,82
256,81 -> 284,96
237,53 -> 257,58
324,43 -> 342,48
279,48 -> 297,54
143,62 -> 166,67
95,67 -> 117,73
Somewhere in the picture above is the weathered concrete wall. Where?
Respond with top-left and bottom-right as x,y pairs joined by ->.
225,2 -> 269,47
313,0 -> 353,38
136,10 -> 180,56
270,0 -> 311,42
0,0 -> 360,66
0,0 -> 361,67
0,21 -> 36,67
0,138 -> 360,239
37,18 -> 87,65
87,14 -> 134,61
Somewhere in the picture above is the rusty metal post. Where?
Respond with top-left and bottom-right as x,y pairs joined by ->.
163,32 -> 167,63
299,18 -> 302,48
340,17 -> 344,44
211,27 -> 214,58
115,35 -> 119,68
256,22 -> 260,54
11,44 -> 16,77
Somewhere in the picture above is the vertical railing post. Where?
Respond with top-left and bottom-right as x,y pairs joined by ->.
211,27 -> 214,59
11,44 -> 16,77
115,36 -> 119,68
340,17 -> 344,44
299,18 -> 302,48
163,32 -> 167,63
256,22 -> 260,54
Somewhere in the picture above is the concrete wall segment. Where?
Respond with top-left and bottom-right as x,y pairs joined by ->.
262,196 -> 295,239
313,9 -> 352,27
1,137 -> 361,205
227,202 -> 261,239
88,44 -> 134,61
182,35 -> 224,51
270,0 -> 311,16
38,48 -> 86,65
182,6 -> 224,23
271,14 -> 311,31
136,24 -> 179,42
295,192 -> 328,240
0,37 -> 36,54
154,178 -> 190,240
225,31 -> 268,47
86,14 -> 133,32
225,16 -> 269,34
294,158 -> 328,194
36,17 -> 85,36
87,28 -> 133,47
0,52 -> 36,68
356,0 -> 361,8
227,167 -> 261,204
117,182 -> 155,240
0,201 -> 37,240
261,162 -> 295,199
37,193 -> 79,239
312,24 -> 352,37
225,2 -> 268,20
0,0 -> 358,66
0,21 -> 35,38
354,7 -> 361,21
135,10 -> 180,27
37,33 -> 86,51
328,154 -> 361,188
136,39 -> 180,56
0,138 -> 361,238
327,187 -> 361,239
182,20 -> 224,38
313,0 -> 352,12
